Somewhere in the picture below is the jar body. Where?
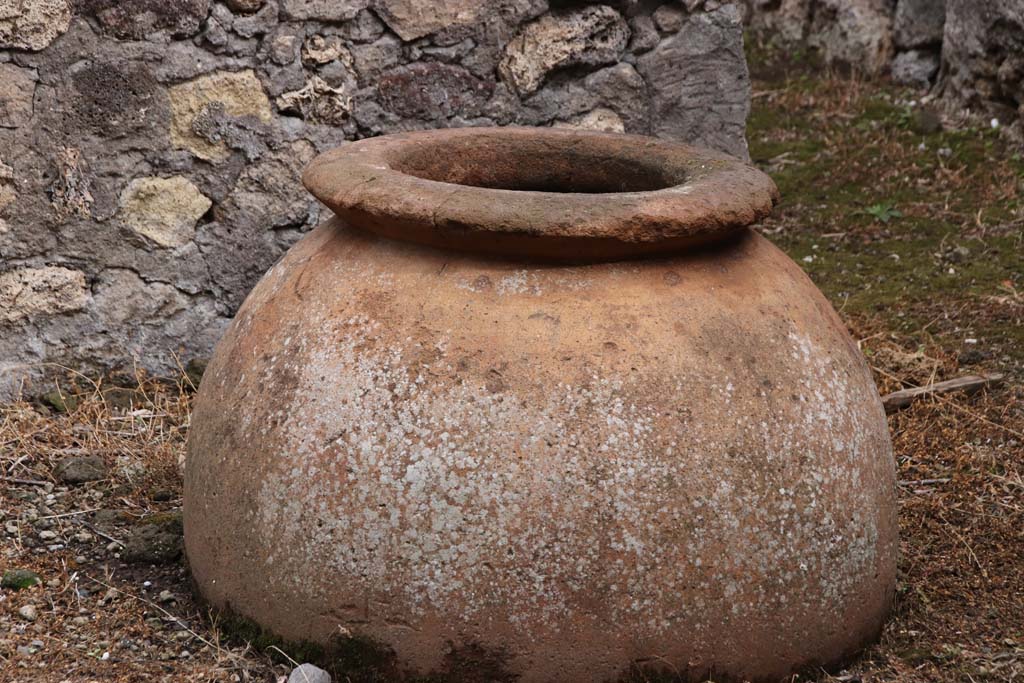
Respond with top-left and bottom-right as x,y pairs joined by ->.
185,219 -> 896,682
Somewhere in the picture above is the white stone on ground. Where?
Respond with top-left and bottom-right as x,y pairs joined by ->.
287,663 -> 331,683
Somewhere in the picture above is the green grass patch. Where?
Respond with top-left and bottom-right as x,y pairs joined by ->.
747,68 -> 1024,364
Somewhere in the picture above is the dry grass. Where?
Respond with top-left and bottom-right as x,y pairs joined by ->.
0,372 -> 282,682
836,326 -> 1024,683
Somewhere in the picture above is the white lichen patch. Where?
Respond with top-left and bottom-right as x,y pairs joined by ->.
455,268 -> 593,297
241,312 -> 889,643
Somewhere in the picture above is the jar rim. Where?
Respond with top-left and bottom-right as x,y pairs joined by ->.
302,127 -> 778,260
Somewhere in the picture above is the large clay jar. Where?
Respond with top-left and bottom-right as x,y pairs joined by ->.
185,128 -> 896,682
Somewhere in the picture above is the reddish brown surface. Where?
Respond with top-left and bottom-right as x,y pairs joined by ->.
302,127 -> 779,260
185,129 -> 895,682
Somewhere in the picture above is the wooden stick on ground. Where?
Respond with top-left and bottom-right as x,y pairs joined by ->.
881,372 -> 1005,414
0,476 -> 50,487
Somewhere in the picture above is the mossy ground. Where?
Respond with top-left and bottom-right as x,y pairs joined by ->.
747,39 -> 1024,375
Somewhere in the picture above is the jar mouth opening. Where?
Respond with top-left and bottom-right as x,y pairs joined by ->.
302,127 -> 778,261
390,135 -> 683,194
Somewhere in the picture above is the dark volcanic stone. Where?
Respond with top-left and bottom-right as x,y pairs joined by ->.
378,62 -> 494,120
74,0 -> 212,39
122,513 -> 184,565
894,0 -> 945,49
67,61 -> 168,138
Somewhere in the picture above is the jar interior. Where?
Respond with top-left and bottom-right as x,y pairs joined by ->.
389,135 -> 685,194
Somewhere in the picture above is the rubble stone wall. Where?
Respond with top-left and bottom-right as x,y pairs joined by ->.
742,0 -> 1024,137
942,0 -> 1024,128
0,0 -> 752,397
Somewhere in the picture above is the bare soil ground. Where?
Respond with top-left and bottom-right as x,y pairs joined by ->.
2,54 -> 1023,682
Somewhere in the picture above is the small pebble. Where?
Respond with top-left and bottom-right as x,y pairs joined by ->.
2,569 -> 41,590
53,456 -> 107,484
948,245 -> 970,263
288,663 -> 332,683
18,604 -> 38,622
